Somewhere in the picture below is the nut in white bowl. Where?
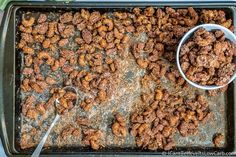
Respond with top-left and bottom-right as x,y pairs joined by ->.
176,24 -> 236,90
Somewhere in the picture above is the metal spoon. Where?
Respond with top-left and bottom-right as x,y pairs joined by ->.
31,86 -> 78,157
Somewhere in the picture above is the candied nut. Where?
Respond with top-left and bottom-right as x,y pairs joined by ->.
136,59 -> 148,69
114,12 -> 127,20
80,101 -> 92,111
22,46 -> 34,54
164,141 -> 175,151
58,38 -> 69,47
114,28 -> 123,39
34,34 -> 45,43
22,16 -> 35,27
100,39 -> 107,48
62,66 -> 74,73
77,21 -> 87,31
162,126 -> 172,137
24,55 -> 33,67
60,12 -> 73,23
38,51 -> 54,65
145,7 -> 155,17
42,38 -> 51,49
30,82 -> 44,93
81,9 -> 90,20
47,22 -> 57,38
77,116 -> 90,126
21,79 -> 31,92
106,48 -> 117,55
50,35 -> 60,44
22,68 -> 33,75
18,40 -> 26,49
98,90 -> 106,101
155,89 -> 163,100
78,54 -> 87,67
103,19 -> 114,31
72,12 -> 82,25
166,73 -> 176,83
89,11 -> 101,24
38,14 -> 47,24
169,115 -> 179,126
75,37 -> 84,45
72,129 -> 80,137
51,60 -> 60,71
36,81 -> 48,90
112,122 -> 127,138
213,133 -> 224,147
60,125 -> 75,139
36,103 -> 46,115
46,77 -> 56,85
26,109 -> 38,119
19,25 -> 32,33
106,31 -> 114,43
20,130 -> 36,149
82,29 -> 92,44
34,22 -> 49,35
82,129 -> 103,150
21,33 -> 34,43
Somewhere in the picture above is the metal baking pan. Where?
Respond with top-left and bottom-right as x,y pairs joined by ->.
0,1 -> 236,156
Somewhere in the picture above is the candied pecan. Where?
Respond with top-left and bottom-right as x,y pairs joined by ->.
22,96 -> 35,115
34,22 -> 48,35
72,12 -> 82,25
62,66 -> 74,73
144,7 -> 155,17
81,9 -> 90,20
38,14 -> 47,24
42,38 -> 51,48
58,38 -> 69,47
60,12 -> 73,24
89,11 -> 101,24
82,29 -> 92,44
213,133 -> 224,147
61,25 -> 75,38
45,77 -> 56,85
77,20 -> 87,31
21,78 -> 31,92
47,22 -> 57,38
60,125 -> 75,139
22,68 -> 33,75
30,82 -> 44,93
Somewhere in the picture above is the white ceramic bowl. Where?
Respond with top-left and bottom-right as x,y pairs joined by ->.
176,24 -> 236,90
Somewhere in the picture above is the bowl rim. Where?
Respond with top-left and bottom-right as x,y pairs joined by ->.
176,23 -> 236,90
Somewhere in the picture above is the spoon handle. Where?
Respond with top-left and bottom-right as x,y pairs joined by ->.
31,114 -> 60,157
